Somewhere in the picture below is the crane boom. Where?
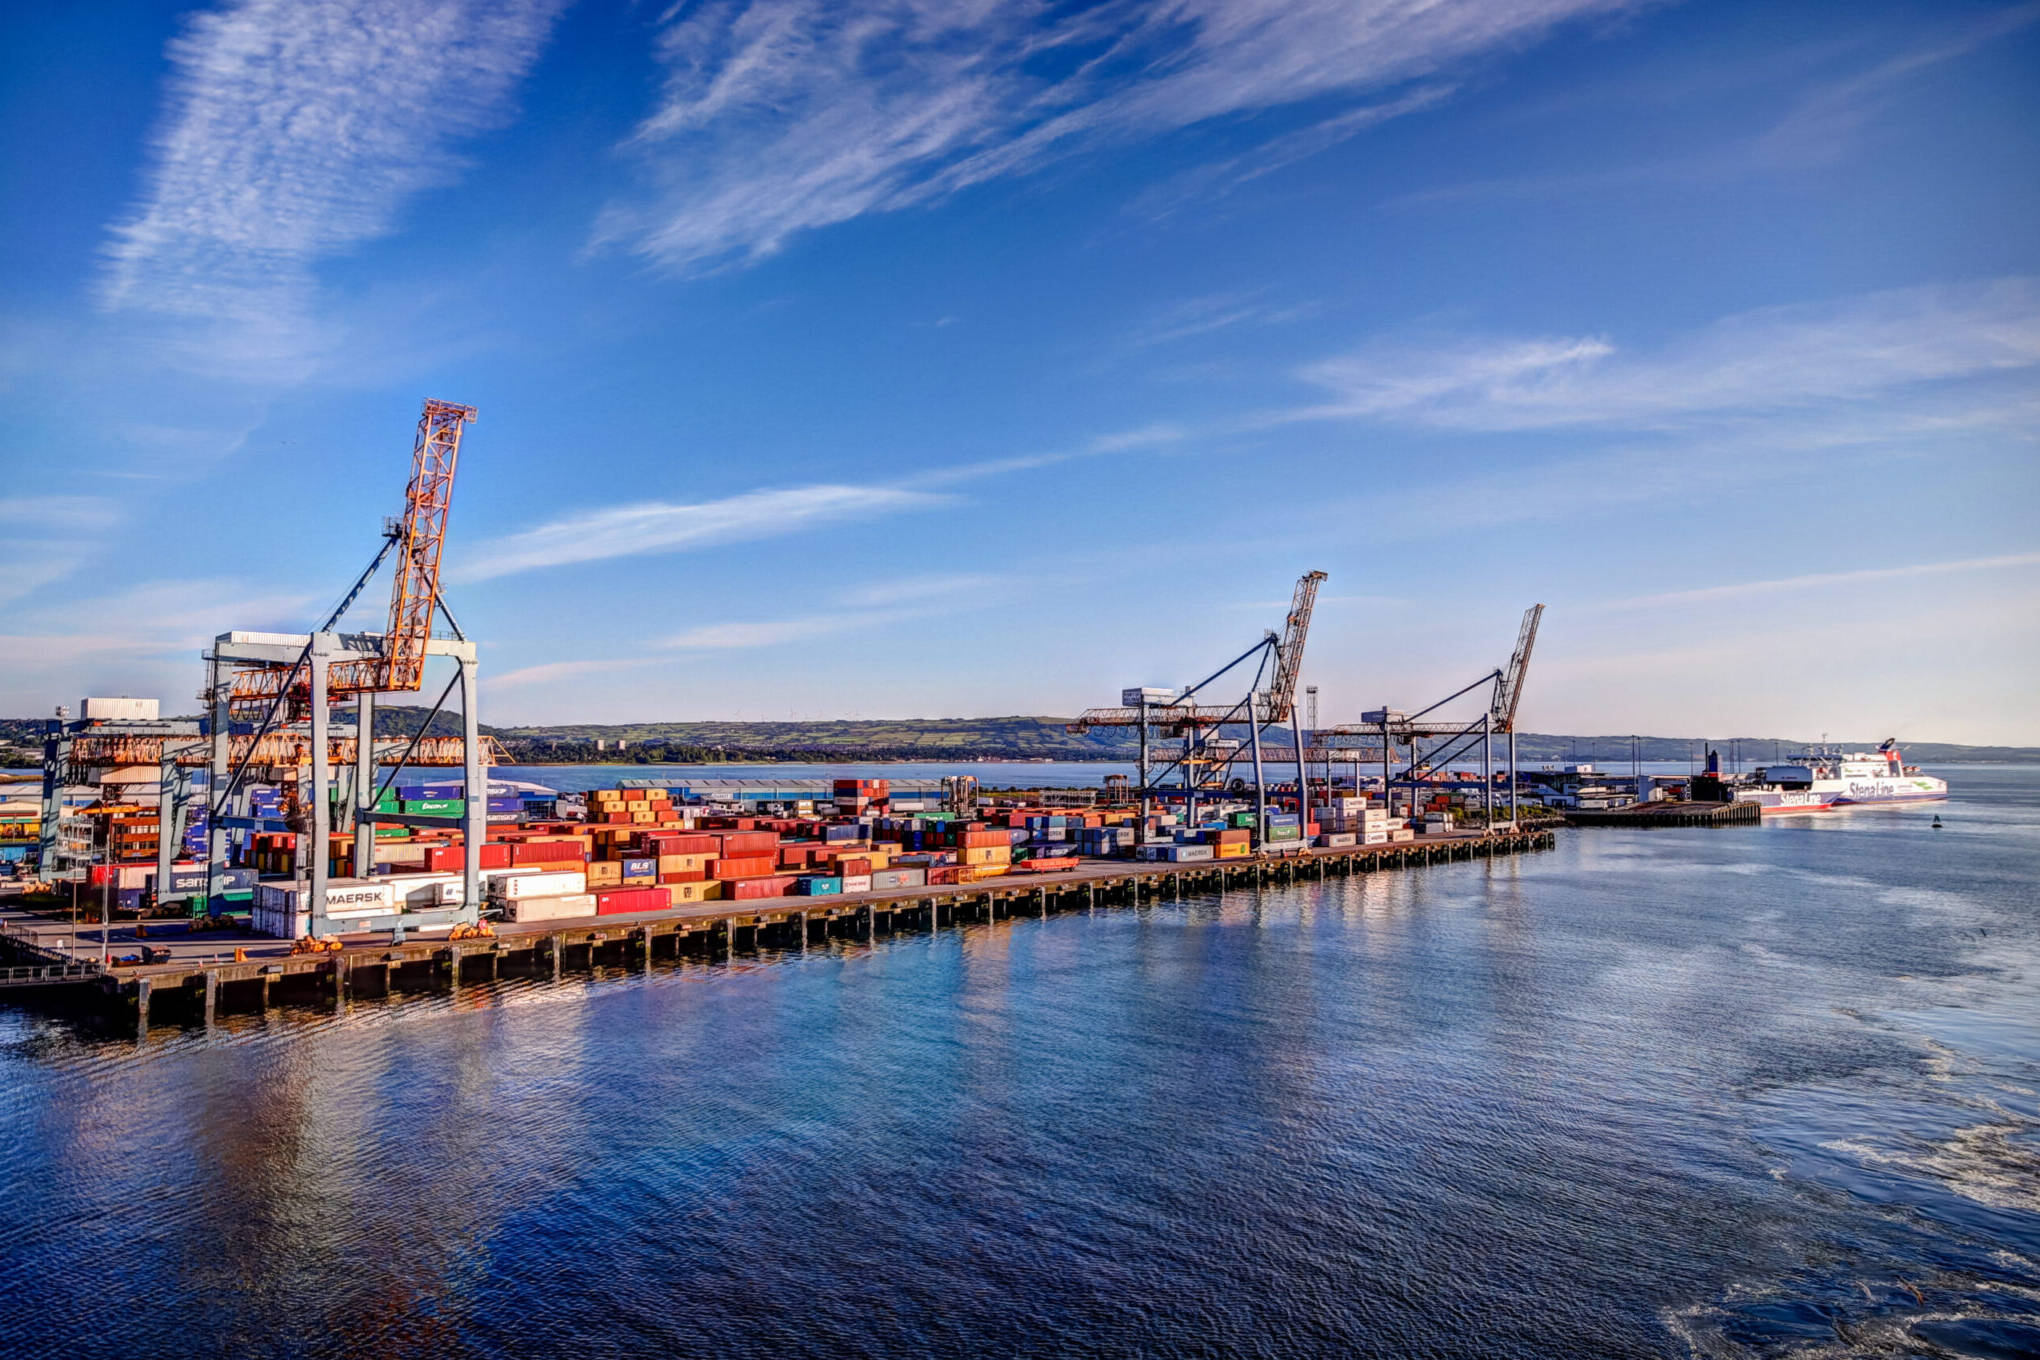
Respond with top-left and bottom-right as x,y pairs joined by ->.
227,399 -> 474,717
1262,569 -> 1326,723
1494,603 -> 1543,732
1067,570 -> 1328,731
330,399 -> 474,695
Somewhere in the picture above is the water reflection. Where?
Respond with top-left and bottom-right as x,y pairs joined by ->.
0,769 -> 2034,1358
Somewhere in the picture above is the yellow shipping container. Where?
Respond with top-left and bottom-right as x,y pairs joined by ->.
586,861 -> 622,887
658,852 -> 713,875
1216,842 -> 1248,858
669,880 -> 718,904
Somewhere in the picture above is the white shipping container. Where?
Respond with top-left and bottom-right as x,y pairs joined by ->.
1361,831 -> 1391,845
255,880 -> 393,917
253,903 -> 310,939
504,893 -> 596,923
81,696 -> 160,721
384,872 -> 459,909
839,874 -> 872,893
499,869 -> 588,900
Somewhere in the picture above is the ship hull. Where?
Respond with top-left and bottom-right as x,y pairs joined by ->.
1736,778 -> 1948,814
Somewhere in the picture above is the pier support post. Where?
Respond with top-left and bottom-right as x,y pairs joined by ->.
641,930 -> 652,973
135,977 -> 151,1038
332,958 -> 346,1011
551,934 -> 562,981
447,948 -> 461,990
259,975 -> 272,1010
203,969 -> 218,1027
798,912 -> 810,951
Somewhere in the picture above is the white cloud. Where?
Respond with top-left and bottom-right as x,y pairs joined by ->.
595,0 -> 1636,274
1287,278 -> 2040,431
0,577 -> 323,713
1582,552 -> 2040,612
102,0 -> 565,368
0,496 -> 120,531
452,483 -> 948,582
0,499 -> 122,605
491,658 -> 662,690
661,614 -> 881,651
1119,291 -> 1320,352
835,573 -> 1006,608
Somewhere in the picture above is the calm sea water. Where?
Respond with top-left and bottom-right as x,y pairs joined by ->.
2,766 -> 2034,1358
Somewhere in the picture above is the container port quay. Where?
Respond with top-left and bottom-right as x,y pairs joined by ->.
0,399 -> 1569,1031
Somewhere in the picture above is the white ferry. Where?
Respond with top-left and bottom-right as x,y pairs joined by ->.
1733,740 -> 1947,814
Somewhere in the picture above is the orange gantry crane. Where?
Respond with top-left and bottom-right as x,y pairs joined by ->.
203,399 -> 489,938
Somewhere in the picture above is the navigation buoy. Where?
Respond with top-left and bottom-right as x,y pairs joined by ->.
1931,815 -> 1943,829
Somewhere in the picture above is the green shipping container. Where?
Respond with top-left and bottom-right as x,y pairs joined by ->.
375,825 -> 411,839
403,798 -> 465,816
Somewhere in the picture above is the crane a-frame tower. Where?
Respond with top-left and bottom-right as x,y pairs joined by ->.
1071,570 -> 1327,839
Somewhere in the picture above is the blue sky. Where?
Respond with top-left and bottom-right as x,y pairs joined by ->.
2,0 -> 2037,742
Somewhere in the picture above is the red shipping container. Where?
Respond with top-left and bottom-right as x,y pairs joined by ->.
512,841 -> 586,865
718,830 -> 779,856
657,869 -> 707,885
725,875 -> 794,900
594,885 -> 671,915
837,857 -> 873,877
712,855 -> 777,880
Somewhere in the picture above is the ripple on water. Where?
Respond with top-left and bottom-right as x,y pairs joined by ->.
0,767 -> 2036,1359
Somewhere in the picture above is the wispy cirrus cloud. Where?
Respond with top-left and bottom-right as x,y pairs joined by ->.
1582,552 -> 2040,613
0,576 -> 322,711
0,498 -> 124,606
1284,277 -> 2040,432
102,0 -> 565,372
594,0 -> 1638,274
451,484 -> 948,583
661,614 -> 885,651
1119,291 -> 1320,352
1391,4 -> 2040,209
490,658 -> 664,691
